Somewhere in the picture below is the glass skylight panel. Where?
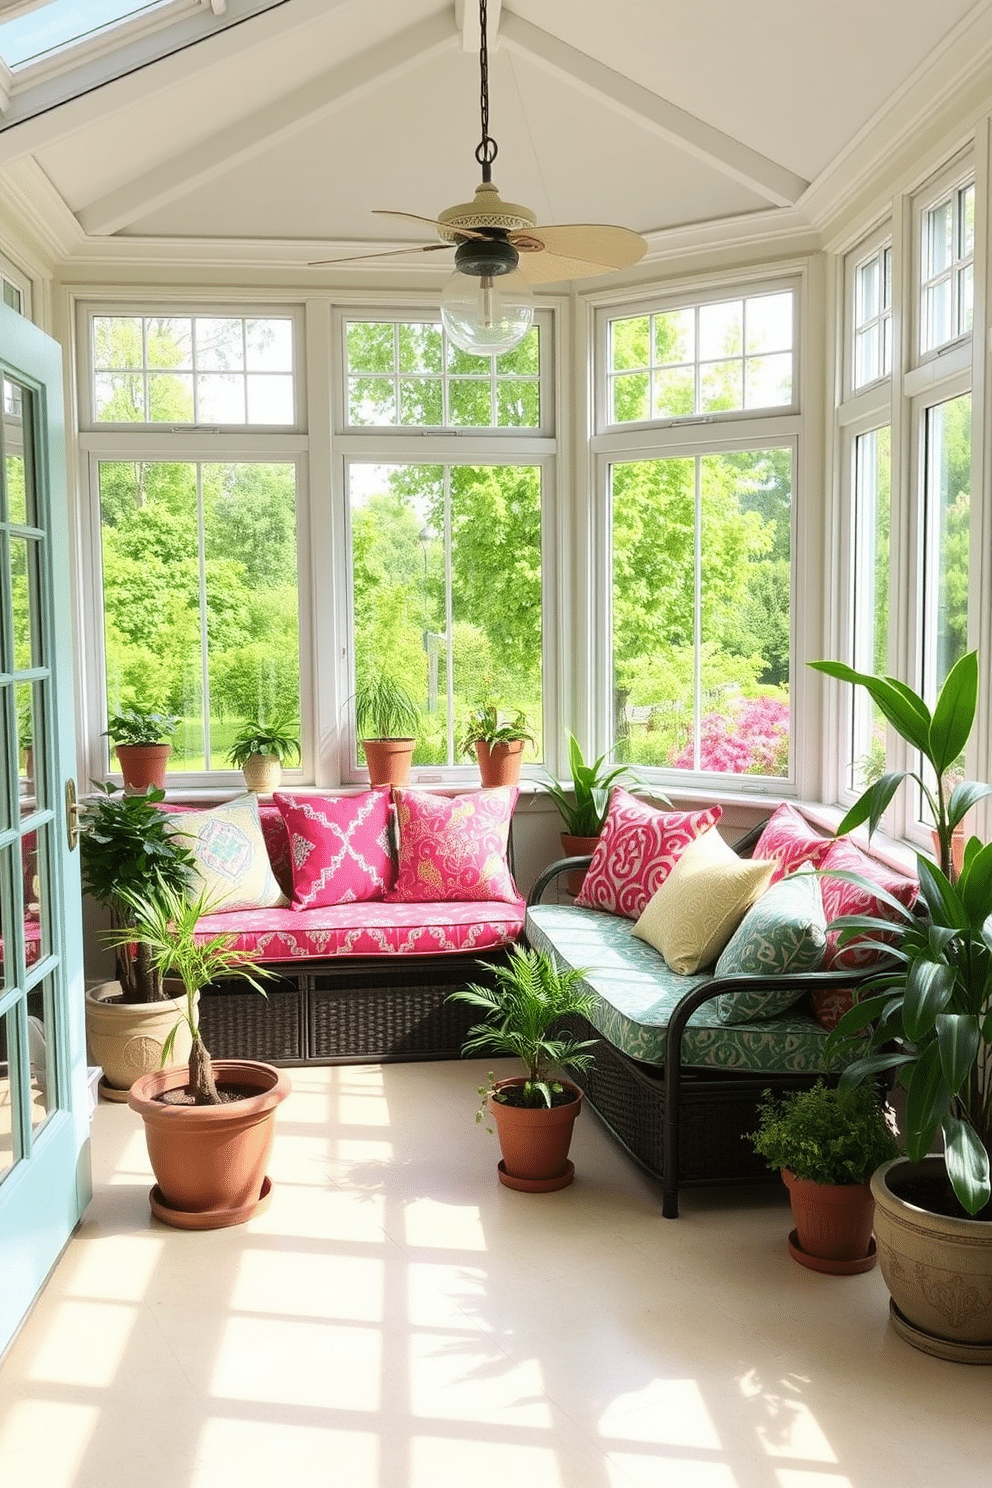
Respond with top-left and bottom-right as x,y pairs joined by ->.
0,1 -> 173,70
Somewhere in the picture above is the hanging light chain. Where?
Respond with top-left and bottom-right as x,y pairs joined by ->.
475,0 -> 498,180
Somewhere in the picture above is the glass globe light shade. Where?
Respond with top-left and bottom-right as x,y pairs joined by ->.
440,265 -> 534,356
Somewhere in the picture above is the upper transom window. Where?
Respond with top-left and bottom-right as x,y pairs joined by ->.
607,290 -> 794,425
90,313 -> 295,426
920,177 -> 974,356
853,243 -> 892,390
344,319 -> 541,431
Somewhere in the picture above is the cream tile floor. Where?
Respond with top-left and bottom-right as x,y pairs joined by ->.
0,1059 -> 985,1488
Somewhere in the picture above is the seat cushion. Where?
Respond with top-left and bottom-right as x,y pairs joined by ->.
574,787 -> 721,920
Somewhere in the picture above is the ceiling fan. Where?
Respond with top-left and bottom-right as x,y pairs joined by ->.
311,0 -> 648,354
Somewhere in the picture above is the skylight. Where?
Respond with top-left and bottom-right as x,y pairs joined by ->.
0,1 -> 175,71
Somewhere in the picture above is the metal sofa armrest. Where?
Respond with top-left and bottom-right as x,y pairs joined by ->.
528,856 -> 594,906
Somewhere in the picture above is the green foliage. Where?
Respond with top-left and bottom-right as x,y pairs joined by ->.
449,947 -> 598,1109
80,783 -> 196,1002
227,711 -> 300,768
105,707 -> 180,745
749,1081 -> 899,1185
458,698 -> 534,758
537,731 -> 661,836
815,651 -> 992,1214
105,883 -> 275,1105
355,674 -> 421,740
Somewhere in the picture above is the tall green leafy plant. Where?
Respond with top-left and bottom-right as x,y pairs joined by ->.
812,651 -> 992,1214
537,731 -> 655,837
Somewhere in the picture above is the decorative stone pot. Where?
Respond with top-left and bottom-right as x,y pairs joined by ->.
475,739 -> 525,788
85,980 -> 195,1101
242,752 -> 282,793
487,1076 -> 582,1191
560,832 -> 599,897
871,1156 -> 992,1362
128,1059 -> 292,1228
362,738 -> 415,787
782,1168 -> 877,1274
115,742 -> 171,793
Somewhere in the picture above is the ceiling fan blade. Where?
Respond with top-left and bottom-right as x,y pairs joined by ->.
511,224 -> 648,284
309,242 -> 454,267
372,209 -> 488,241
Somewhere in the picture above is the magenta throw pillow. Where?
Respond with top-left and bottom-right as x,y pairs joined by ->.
574,787 -> 722,919
387,786 -> 519,903
274,789 -> 395,909
818,836 -> 918,969
752,801 -> 834,884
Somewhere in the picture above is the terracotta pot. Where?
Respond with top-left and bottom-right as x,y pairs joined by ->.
363,737 -> 415,787
487,1076 -> 582,1191
115,742 -> 171,793
560,833 -> 599,897
242,752 -> 282,793
85,980 -> 195,1101
782,1168 -> 877,1273
475,739 -> 525,788
128,1059 -> 292,1228
871,1156 -> 992,1360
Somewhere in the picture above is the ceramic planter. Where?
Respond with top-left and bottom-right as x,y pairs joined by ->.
128,1059 -> 292,1228
488,1076 -> 582,1191
85,980 -> 195,1101
115,742 -> 171,793
782,1168 -> 877,1273
362,738 -> 415,787
475,739 -> 525,788
871,1156 -> 992,1362
242,752 -> 282,793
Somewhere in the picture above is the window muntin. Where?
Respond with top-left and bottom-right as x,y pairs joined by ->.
607,291 -> 794,425
849,426 -> 891,791
920,179 -> 974,356
98,459 -> 300,775
344,320 -> 541,430
349,462 -> 543,768
609,446 -> 792,777
853,245 -> 892,390
91,314 -> 295,426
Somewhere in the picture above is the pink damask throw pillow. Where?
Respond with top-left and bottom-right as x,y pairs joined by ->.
574,786 -> 722,920
818,836 -> 918,970
387,786 -> 519,903
274,789 -> 395,909
751,801 -> 833,884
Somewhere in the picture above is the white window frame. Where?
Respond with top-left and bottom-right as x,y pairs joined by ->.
845,225 -> 893,398
914,157 -> 975,366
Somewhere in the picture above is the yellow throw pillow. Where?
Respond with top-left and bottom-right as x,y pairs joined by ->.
632,828 -> 774,974
166,794 -> 287,913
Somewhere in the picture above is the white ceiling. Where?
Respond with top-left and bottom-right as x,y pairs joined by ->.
2,0 -> 992,276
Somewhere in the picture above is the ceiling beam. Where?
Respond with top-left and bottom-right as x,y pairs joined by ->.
77,11 -> 458,236
501,13 -> 808,208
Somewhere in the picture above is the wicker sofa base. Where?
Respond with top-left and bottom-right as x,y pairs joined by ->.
197,950 -> 507,1066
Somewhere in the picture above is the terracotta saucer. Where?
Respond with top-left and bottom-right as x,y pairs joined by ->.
787,1229 -> 877,1274
497,1159 -> 574,1192
98,1076 -> 131,1104
149,1174 -> 273,1229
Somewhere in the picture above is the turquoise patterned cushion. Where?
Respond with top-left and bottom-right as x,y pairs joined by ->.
713,866 -> 826,1022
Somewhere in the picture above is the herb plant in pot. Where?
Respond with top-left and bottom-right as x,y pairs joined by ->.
105,707 -> 180,793
355,674 -> 422,787
80,783 -> 197,1100
812,650 -> 992,1357
538,732 -> 655,893
227,711 -> 300,793
749,1081 -> 899,1273
115,884 -> 291,1228
459,699 -> 535,788
448,946 -> 597,1190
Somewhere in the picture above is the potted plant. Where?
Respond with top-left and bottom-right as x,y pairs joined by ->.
105,706 -> 180,792
116,884 -> 291,1228
354,673 -> 422,786
812,649 -> 992,1356
749,1081 -> 899,1273
227,711 -> 300,793
448,946 -> 597,1190
459,698 -> 535,787
80,782 -> 198,1099
537,731 -> 656,892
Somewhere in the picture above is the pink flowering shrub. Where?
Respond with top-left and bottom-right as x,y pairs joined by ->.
670,695 -> 789,775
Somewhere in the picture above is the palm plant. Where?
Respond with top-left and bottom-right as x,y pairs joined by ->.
449,946 -> 597,1108
537,731 -> 654,837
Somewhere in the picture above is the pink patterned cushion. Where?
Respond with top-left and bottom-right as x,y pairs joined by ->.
575,787 -> 722,919
387,786 -> 519,903
818,837 -> 918,970
274,790 -> 394,908
192,899 -> 524,960
752,802 -> 833,884
257,805 -> 293,898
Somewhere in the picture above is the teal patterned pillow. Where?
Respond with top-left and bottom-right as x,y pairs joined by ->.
713,866 -> 826,1023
